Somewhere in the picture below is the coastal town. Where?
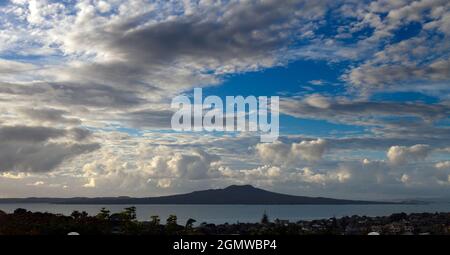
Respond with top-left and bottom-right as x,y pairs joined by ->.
198,212 -> 450,235
0,208 -> 449,235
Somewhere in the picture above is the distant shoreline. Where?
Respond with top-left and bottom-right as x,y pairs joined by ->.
0,185 -> 408,205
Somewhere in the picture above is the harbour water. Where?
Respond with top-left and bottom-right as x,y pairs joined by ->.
1,203 -> 450,225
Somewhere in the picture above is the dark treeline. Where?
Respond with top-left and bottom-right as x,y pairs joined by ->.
0,208 -> 449,235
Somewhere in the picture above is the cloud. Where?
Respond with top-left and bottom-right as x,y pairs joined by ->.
256,139 -> 327,165
27,181 -> 45,186
387,144 -> 432,165
0,59 -> 37,78
297,167 -> 350,185
121,109 -> 174,129
0,125 -> 66,143
281,96 -> 450,124
229,165 -> 282,180
0,141 -> 99,173
1,172 -> 29,179
0,0 -> 332,136
345,58 -> 450,91
0,0 -> 331,98
156,178 -> 172,189
83,178 -> 96,188
0,125 -> 99,173
435,161 -> 450,170
80,145 -> 224,192
308,80 -> 326,86
141,148 -> 221,180
18,107 -> 81,125
340,0 -> 450,95
0,125 -> 93,142
303,94 -> 331,109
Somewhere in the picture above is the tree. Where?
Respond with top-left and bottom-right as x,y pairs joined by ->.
150,215 -> 160,225
96,208 -> 111,220
71,210 -> 82,220
80,211 -> 89,219
261,211 -> 269,224
13,208 -> 28,215
123,207 -> 137,221
166,215 -> 177,226
185,218 -> 196,229
165,215 -> 179,234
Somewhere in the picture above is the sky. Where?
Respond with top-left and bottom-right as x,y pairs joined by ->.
0,0 -> 449,200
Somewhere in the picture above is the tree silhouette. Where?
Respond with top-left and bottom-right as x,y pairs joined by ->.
165,214 -> 180,234
166,215 -> 177,226
80,211 -> 89,219
71,210 -> 82,220
150,215 -> 160,225
185,218 -> 196,229
96,208 -> 111,220
261,211 -> 269,224
123,206 -> 137,221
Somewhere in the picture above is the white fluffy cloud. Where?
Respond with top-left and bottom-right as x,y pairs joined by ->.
387,144 -> 432,165
435,161 -> 450,170
296,167 -> 351,185
256,139 -> 327,165
141,148 -> 221,180
80,144 -> 223,191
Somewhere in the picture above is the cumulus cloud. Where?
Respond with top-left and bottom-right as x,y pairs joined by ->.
435,161 -> 450,170
155,178 -> 171,189
80,145 -> 223,191
83,178 -> 96,188
230,165 -> 282,180
141,148 -> 221,180
387,144 -> 432,165
297,167 -> 351,185
256,139 -> 327,165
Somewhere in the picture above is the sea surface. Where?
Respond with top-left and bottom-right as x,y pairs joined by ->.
1,203 -> 450,225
